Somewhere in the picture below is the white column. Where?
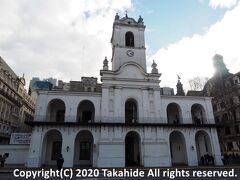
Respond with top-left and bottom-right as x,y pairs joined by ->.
204,99 -> 215,124
92,135 -> 98,167
142,90 -> 149,123
154,89 -> 162,122
65,100 -> 77,122
210,128 -> 223,165
114,88 -> 122,122
61,128 -> 75,167
143,127 -> 159,167
157,127 -> 171,167
185,131 -> 198,166
97,127 -> 124,167
101,87 -> 109,122
36,94 -> 48,121
26,127 -> 44,167
182,105 -> 192,124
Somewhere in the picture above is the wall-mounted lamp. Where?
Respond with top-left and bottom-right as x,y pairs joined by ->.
66,146 -> 70,152
191,146 -> 195,151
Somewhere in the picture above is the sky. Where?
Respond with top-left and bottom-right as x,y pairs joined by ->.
0,0 -> 240,92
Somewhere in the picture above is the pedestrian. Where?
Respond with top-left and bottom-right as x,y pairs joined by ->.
0,154 -> 6,168
204,154 -> 208,165
56,154 -> 64,171
206,154 -> 211,165
0,154 -> 2,168
201,155 -> 205,165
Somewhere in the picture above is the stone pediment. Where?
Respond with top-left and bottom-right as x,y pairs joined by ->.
100,61 -> 161,85
115,62 -> 147,79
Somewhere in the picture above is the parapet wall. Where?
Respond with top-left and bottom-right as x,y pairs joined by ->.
0,145 -> 29,165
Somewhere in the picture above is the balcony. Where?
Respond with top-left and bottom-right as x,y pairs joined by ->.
28,115 -> 218,128
11,121 -> 18,127
0,89 -> 22,107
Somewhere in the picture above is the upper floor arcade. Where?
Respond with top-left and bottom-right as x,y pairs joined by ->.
32,90 -> 215,126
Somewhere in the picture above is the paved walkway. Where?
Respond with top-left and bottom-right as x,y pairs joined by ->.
0,165 -> 28,173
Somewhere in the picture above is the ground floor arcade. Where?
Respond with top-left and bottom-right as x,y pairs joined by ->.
26,124 -> 223,167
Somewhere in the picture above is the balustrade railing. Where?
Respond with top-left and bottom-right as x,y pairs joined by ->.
33,115 -> 216,125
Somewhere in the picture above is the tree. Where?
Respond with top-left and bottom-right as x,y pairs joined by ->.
189,77 -> 209,91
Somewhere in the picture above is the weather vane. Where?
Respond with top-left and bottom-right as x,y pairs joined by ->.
177,74 -> 181,80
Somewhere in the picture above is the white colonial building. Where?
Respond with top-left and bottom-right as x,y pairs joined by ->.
26,14 -> 223,168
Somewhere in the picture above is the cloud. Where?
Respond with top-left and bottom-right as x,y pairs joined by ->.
149,1 -> 240,91
0,0 -> 132,86
1,0 -> 239,94
209,0 -> 238,9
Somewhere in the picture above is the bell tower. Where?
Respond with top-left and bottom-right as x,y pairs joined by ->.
111,13 -> 146,71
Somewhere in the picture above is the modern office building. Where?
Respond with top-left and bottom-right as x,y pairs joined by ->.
29,77 -> 56,102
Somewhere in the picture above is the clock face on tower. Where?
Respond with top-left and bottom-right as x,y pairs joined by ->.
126,50 -> 134,57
